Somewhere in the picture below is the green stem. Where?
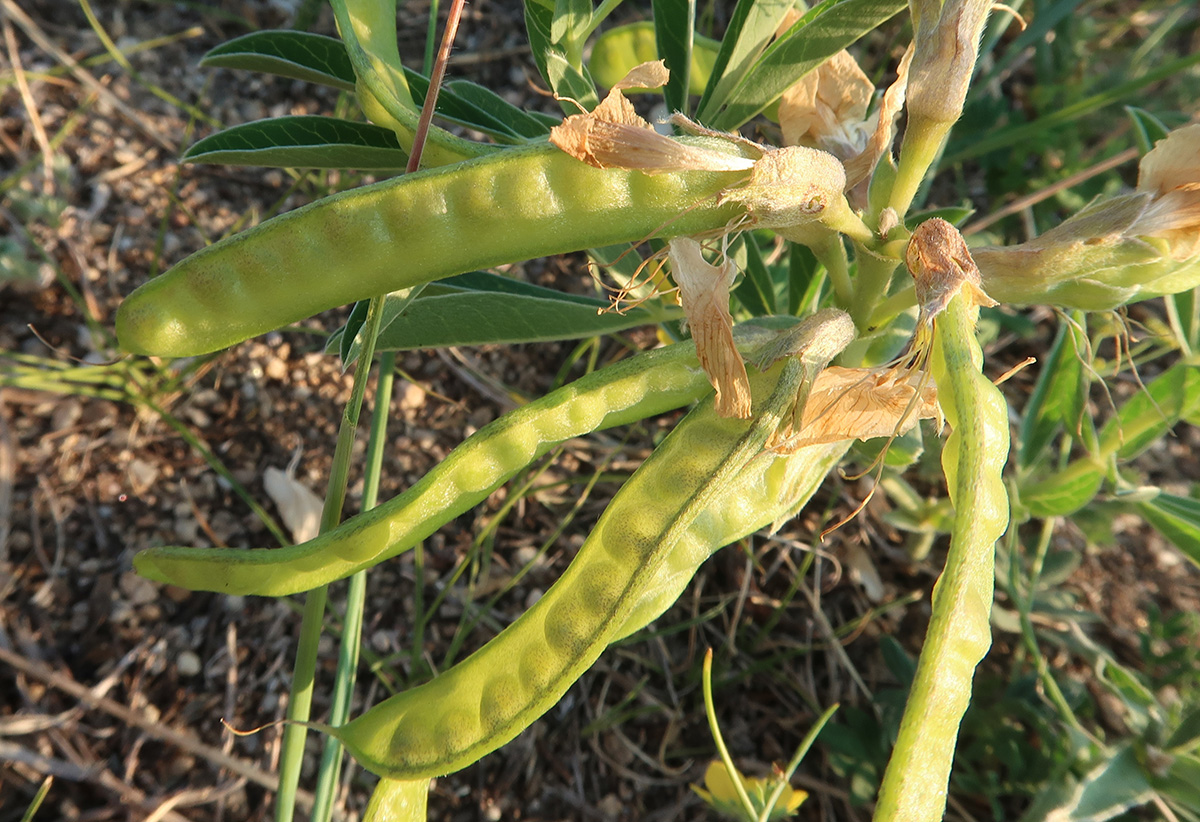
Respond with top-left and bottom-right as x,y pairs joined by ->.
873,295 -> 1010,822
310,352 -> 397,822
888,118 -> 953,219
275,296 -> 390,822
850,251 -> 903,332
810,235 -> 853,309
759,703 -> 839,822
702,649 -> 758,821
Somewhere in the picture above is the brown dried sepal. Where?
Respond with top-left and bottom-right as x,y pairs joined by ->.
550,61 -> 754,175
906,217 -> 998,323
668,238 -> 751,419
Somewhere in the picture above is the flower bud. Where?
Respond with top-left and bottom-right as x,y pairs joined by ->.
906,0 -> 991,127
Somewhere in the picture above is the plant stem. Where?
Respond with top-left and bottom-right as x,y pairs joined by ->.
888,118 -> 952,219
310,352 -> 397,821
275,295 -> 390,822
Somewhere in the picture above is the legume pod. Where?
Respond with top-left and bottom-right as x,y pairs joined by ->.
133,326 -> 779,596
320,360 -> 846,780
116,141 -> 753,357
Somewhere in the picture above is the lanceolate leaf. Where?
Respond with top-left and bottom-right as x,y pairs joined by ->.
1138,492 -> 1200,569
1018,316 -> 1089,469
706,0 -> 907,130
1103,362 -> 1200,460
201,30 -> 357,90
331,272 -> 683,352
183,117 -> 408,169
525,0 -> 599,110
653,0 -> 696,116
696,0 -> 795,124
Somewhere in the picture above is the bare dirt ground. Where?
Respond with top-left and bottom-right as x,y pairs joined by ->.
3,2 -> 1200,822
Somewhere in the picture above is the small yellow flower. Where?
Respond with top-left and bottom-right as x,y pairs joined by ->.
691,760 -> 807,822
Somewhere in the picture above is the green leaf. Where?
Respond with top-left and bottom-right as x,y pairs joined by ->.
551,0 -> 592,45
525,0 -> 599,110
1138,492 -> 1200,569
1125,106 -> 1172,154
1102,362 -> 1200,460
653,0 -> 696,115
201,30 -> 356,90
399,72 -> 555,142
589,22 -> 719,95
1021,745 -> 1154,822
1020,462 -> 1104,519
1166,707 -> 1200,751
695,0 -> 795,124
730,233 -> 776,316
705,0 -> 907,130
1151,753 -> 1200,812
1018,317 -> 1089,468
330,272 -> 683,352
182,116 -> 408,169
1165,287 -> 1200,355
443,80 -> 559,138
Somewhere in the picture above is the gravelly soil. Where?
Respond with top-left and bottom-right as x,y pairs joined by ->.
3,2 -> 1199,822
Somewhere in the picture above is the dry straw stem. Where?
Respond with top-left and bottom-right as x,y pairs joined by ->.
976,124 -> 1200,309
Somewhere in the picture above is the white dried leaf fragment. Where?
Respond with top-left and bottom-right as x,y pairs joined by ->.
264,466 -> 323,544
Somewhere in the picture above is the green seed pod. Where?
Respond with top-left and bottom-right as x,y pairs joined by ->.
322,357 -> 843,780
976,194 -> 1200,310
133,329 -> 778,596
116,142 -> 753,357
876,223 -> 1010,822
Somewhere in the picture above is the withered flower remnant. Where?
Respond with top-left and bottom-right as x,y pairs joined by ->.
668,238 -> 752,419
975,124 -> 1200,310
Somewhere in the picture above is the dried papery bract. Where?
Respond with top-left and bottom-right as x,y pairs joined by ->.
785,364 -> 940,449
550,61 -> 756,175
976,124 -> 1200,309
1132,123 -> 1200,260
844,44 -> 913,192
778,50 -> 875,160
669,238 -> 751,418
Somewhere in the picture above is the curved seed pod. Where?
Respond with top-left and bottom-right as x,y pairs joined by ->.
612,437 -> 847,641
133,326 -> 778,596
875,224 -> 1010,822
116,141 -> 753,357
323,358 -> 813,780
